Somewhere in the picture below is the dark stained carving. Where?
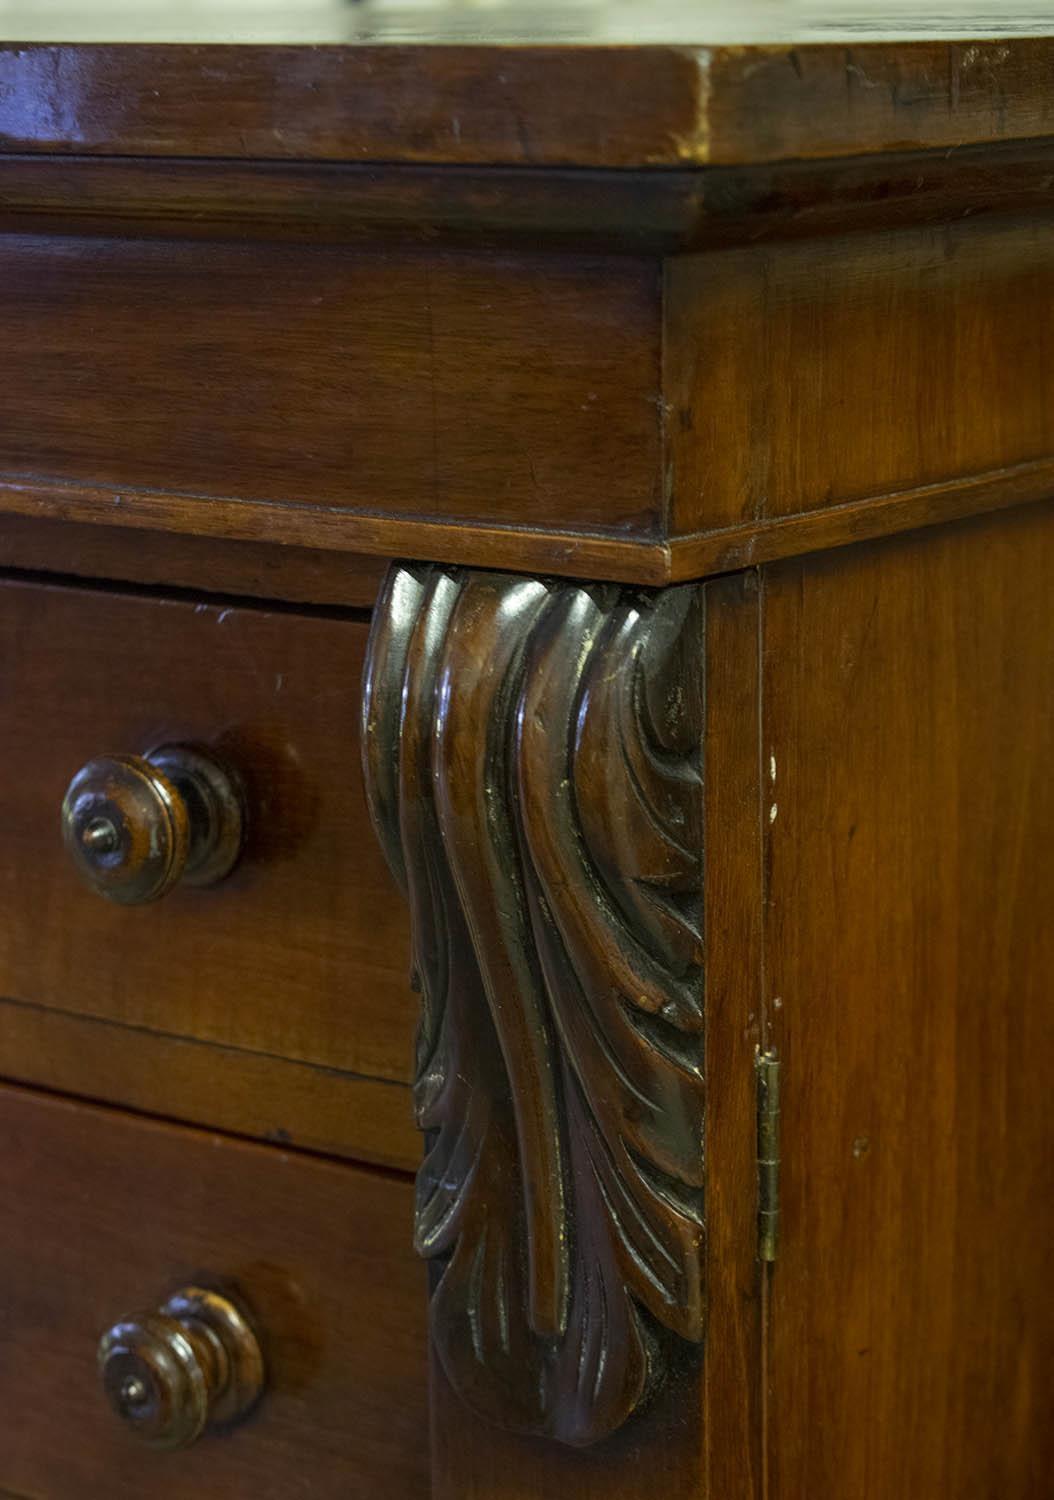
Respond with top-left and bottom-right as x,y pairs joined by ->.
361,564 -> 705,1447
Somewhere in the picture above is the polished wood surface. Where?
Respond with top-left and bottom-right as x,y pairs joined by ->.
0,25 -> 1051,594
0,21 -> 1050,1498
5,143 -> 1054,254
0,233 -> 660,547
0,516 -> 387,609
9,442 -> 1054,591
0,578 -> 419,1139
97,1285 -> 265,1450
0,996 -> 419,1171
62,744 -> 246,905
666,458 -> 1054,582
418,507 -> 1054,1492
666,216 -> 1054,546
418,571 -> 767,1495
0,473 -> 674,587
4,209 -> 1054,584
430,1352 -> 707,1500
762,503 -> 1054,1498
0,37 -> 1052,167
363,565 -> 705,1445
0,1082 -> 427,1498
699,571 -> 765,1500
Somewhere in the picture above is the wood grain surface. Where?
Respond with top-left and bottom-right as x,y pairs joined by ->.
666,216 -> 1054,541
0,515 -> 388,609
2,208 -> 1052,584
0,996 -> 418,1171
0,40 -> 1052,167
666,459 -> 1054,581
3,143 -> 1054,253
430,1352 -> 707,1500
0,577 -> 421,1166
761,501 -> 1054,1498
0,19 -> 1050,1500
0,233 -> 661,543
0,1083 -> 427,1498
700,571 -> 765,1500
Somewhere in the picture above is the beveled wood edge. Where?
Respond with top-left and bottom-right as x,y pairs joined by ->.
0,475 -> 673,584
0,40 -> 1053,168
667,457 -> 1054,580
2,140 -> 1053,251
3,459 -> 1052,588
0,992 -> 419,1172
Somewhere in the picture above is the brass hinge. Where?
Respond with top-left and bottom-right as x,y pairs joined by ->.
756,1048 -> 781,1263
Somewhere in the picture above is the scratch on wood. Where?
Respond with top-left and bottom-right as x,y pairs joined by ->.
668,48 -> 711,165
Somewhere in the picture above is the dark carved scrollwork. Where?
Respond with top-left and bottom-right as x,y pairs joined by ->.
361,564 -> 705,1447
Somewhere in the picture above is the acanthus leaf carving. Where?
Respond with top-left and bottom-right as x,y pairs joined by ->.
361,563 -> 705,1447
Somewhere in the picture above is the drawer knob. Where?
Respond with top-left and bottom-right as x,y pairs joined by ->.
98,1285 -> 265,1450
61,744 -> 245,904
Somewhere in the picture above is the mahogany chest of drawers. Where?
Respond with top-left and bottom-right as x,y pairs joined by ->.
0,12 -> 1050,1498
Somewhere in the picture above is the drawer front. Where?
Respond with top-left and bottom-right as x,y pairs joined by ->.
0,577 -> 417,1162
0,1084 -> 427,1497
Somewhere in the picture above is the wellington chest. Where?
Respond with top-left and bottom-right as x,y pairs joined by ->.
0,9 -> 1051,1497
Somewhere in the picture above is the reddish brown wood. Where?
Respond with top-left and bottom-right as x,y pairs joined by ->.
665,217 -> 1054,544
0,473 -> 673,586
761,502 -> 1054,1499
0,578 -> 419,1126
0,39 -> 1052,167
61,743 -> 246,905
0,995 -> 419,1172
3,208 -> 1053,585
97,1284 -> 265,1451
700,571 -> 765,1500
362,565 -> 705,1446
0,43 -> 710,167
429,1353 -> 706,1500
424,567 -> 769,1495
667,458 -> 1054,581
3,144 -> 1054,253
0,234 -> 661,544
0,23 -> 1050,1499
10,455 -> 1054,592
704,40 -> 1054,165
0,514 -> 388,608
0,1082 -> 428,1498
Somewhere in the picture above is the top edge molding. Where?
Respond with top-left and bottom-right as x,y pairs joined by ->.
0,39 -> 1052,168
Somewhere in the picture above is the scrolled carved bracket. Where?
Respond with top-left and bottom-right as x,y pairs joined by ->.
362,563 -> 705,1447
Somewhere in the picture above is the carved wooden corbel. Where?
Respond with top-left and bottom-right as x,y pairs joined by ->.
361,564 -> 705,1447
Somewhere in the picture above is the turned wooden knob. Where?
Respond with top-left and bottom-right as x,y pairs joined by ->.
98,1286 -> 265,1450
61,744 -> 245,904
